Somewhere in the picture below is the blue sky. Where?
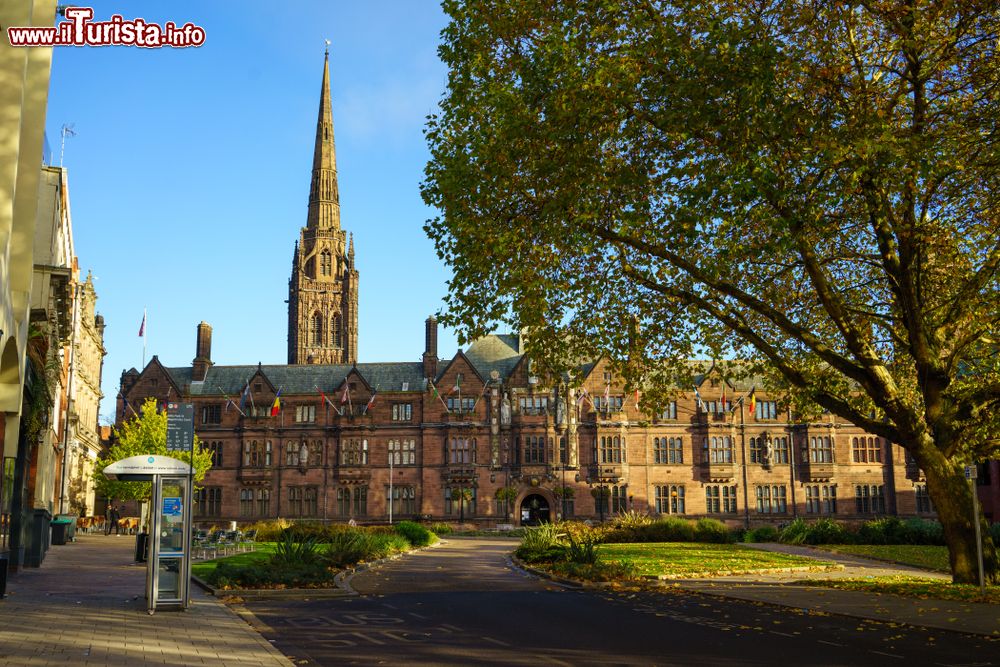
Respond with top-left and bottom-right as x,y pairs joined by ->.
44,2 -> 460,422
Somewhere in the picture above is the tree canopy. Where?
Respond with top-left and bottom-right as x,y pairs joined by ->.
424,0 -> 999,582
94,398 -> 212,502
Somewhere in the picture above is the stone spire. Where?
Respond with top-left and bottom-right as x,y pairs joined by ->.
306,48 -> 340,230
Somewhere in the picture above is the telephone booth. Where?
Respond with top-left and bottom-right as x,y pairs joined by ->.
103,455 -> 194,614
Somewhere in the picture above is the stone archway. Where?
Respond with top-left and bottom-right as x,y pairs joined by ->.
518,493 -> 551,526
0,337 -> 21,413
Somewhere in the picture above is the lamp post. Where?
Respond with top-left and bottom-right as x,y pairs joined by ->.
388,443 -> 393,525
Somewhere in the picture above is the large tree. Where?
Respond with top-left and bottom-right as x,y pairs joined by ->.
423,0 -> 1000,583
94,398 -> 212,503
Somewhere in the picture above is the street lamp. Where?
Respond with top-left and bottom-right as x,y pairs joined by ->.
388,442 -> 394,525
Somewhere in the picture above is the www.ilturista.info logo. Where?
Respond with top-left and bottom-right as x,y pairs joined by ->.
5,7 -> 206,48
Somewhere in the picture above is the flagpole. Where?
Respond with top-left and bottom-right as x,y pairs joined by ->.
738,397 -> 750,529
141,307 -> 147,368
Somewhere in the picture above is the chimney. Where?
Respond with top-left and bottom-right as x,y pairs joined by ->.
192,321 -> 213,381
422,315 -> 438,379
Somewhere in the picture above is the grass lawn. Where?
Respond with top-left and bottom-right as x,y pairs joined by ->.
798,575 -> 1000,604
190,542 -> 276,581
814,544 -> 950,572
596,542 -> 834,578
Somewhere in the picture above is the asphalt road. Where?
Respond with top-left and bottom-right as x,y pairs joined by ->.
245,537 -> 997,666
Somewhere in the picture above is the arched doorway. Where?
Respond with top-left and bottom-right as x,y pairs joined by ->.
519,494 -> 550,526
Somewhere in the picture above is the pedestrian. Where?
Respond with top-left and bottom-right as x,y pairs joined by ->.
104,503 -> 113,535
110,505 -> 121,535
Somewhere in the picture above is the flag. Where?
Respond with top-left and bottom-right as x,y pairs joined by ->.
747,387 -> 756,416
239,381 -> 250,412
270,389 -> 282,417
138,310 -> 146,337
576,388 -> 588,406
693,386 -> 703,411
319,388 -> 327,405
363,388 -> 377,415
450,376 -> 461,394
720,383 -> 727,412
340,385 -> 349,405
429,379 -> 449,412
634,388 -> 641,407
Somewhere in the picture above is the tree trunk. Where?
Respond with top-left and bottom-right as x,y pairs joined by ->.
924,458 -> 998,584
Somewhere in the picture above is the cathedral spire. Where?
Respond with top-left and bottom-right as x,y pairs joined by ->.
307,48 -> 340,229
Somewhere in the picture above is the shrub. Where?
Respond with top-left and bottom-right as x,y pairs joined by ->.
649,517 -> 697,542
429,522 -> 454,535
549,559 -> 639,582
395,520 -> 437,547
990,523 -> 1000,546
244,518 -> 293,542
519,523 -> 563,551
212,560 -> 333,590
516,523 -> 569,563
803,518 -> 852,544
858,517 -> 907,545
516,544 -> 567,564
613,510 -> 653,529
324,529 -> 409,568
694,518 -> 733,544
780,518 -> 809,544
270,532 -> 323,567
566,527 -> 600,564
744,526 -> 780,543
901,518 -> 945,545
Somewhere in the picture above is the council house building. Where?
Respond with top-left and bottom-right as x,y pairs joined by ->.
115,52 -> 946,528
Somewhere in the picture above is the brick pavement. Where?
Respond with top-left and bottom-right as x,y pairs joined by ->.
0,533 -> 294,666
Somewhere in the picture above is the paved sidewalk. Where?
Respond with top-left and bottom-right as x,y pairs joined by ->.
676,543 -> 1000,637
0,533 -> 294,666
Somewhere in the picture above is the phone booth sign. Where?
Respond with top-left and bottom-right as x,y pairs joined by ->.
103,454 -> 194,614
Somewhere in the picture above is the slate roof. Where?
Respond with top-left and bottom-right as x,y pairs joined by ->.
168,362 -> 427,397
463,334 -> 523,381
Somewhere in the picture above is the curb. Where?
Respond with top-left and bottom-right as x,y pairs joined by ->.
508,556 -> 841,587
194,538 -> 445,600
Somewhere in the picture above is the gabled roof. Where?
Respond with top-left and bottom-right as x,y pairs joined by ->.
464,334 -> 522,381
435,350 -> 486,386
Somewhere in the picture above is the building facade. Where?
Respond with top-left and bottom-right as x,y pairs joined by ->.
118,323 -> 943,528
114,51 -> 994,529
1,0 -> 60,576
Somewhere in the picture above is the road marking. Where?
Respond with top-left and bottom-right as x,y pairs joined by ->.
481,636 -> 511,647
534,655 -> 572,666
818,640 -> 845,647
440,623 -> 463,632
408,612 -> 430,620
870,651 -> 903,659
381,603 -> 399,610
770,631 -> 796,638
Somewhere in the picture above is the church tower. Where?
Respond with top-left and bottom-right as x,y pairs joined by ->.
288,48 -> 359,365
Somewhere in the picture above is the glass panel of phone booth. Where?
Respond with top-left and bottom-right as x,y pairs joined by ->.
155,476 -> 188,604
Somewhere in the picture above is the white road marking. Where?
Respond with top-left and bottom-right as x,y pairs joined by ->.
481,636 -> 511,647
818,640 -> 845,647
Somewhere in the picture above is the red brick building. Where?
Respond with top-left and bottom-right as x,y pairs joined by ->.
114,52 -> 971,529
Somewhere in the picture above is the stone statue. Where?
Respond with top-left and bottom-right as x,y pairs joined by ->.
556,397 -> 566,426
501,392 -> 512,425
300,442 -> 309,466
764,437 -> 774,466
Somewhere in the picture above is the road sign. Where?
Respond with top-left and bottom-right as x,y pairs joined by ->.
965,465 -> 977,480
166,402 -> 194,452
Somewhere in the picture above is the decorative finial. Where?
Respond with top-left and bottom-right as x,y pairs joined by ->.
324,39 -> 330,56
